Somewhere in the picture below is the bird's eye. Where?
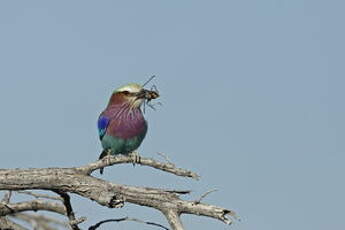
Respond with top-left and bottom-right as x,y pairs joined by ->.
122,91 -> 130,95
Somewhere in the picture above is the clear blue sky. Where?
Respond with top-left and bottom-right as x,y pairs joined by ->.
0,1 -> 344,230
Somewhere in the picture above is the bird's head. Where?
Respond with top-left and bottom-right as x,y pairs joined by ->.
108,83 -> 159,109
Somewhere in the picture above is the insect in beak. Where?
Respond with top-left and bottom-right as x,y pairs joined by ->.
135,89 -> 160,101
140,75 -> 161,112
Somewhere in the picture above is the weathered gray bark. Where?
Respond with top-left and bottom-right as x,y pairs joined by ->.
0,217 -> 29,230
0,155 -> 237,230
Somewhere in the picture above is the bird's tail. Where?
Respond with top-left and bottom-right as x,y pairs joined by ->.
98,150 -> 108,175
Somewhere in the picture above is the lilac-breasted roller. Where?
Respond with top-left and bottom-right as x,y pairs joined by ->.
97,83 -> 159,174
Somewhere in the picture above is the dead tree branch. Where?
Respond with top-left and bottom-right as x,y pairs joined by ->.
0,155 -> 236,230
13,213 -> 70,229
11,213 -> 60,230
0,216 -> 29,230
53,190 -> 83,230
78,154 -> 200,179
88,216 -> 169,230
0,199 -> 66,216
194,189 -> 218,204
16,191 -> 62,201
163,210 -> 184,230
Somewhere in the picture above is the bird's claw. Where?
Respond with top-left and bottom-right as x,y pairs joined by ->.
129,151 -> 141,166
104,154 -> 112,165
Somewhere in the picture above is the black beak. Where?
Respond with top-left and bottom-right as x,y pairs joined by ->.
135,89 -> 148,99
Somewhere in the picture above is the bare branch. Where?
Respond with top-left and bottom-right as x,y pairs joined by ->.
16,191 -> 62,201
0,216 -> 29,230
13,213 -> 87,230
78,155 -> 200,180
194,189 -> 218,204
88,216 -> 169,230
0,193 -> 86,229
12,213 -> 70,229
0,156 -> 236,230
0,199 -> 66,216
163,210 -> 184,230
53,190 -> 83,230
12,213 -> 60,230
179,201 -> 239,225
163,190 -> 191,195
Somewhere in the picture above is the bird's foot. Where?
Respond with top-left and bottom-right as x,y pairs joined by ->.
129,151 -> 141,166
104,154 -> 113,164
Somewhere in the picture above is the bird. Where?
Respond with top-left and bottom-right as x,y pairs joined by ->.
97,83 -> 159,174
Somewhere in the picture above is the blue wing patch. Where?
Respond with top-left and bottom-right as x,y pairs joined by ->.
98,115 -> 110,140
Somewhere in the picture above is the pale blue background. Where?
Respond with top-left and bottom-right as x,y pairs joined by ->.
0,1 -> 344,230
